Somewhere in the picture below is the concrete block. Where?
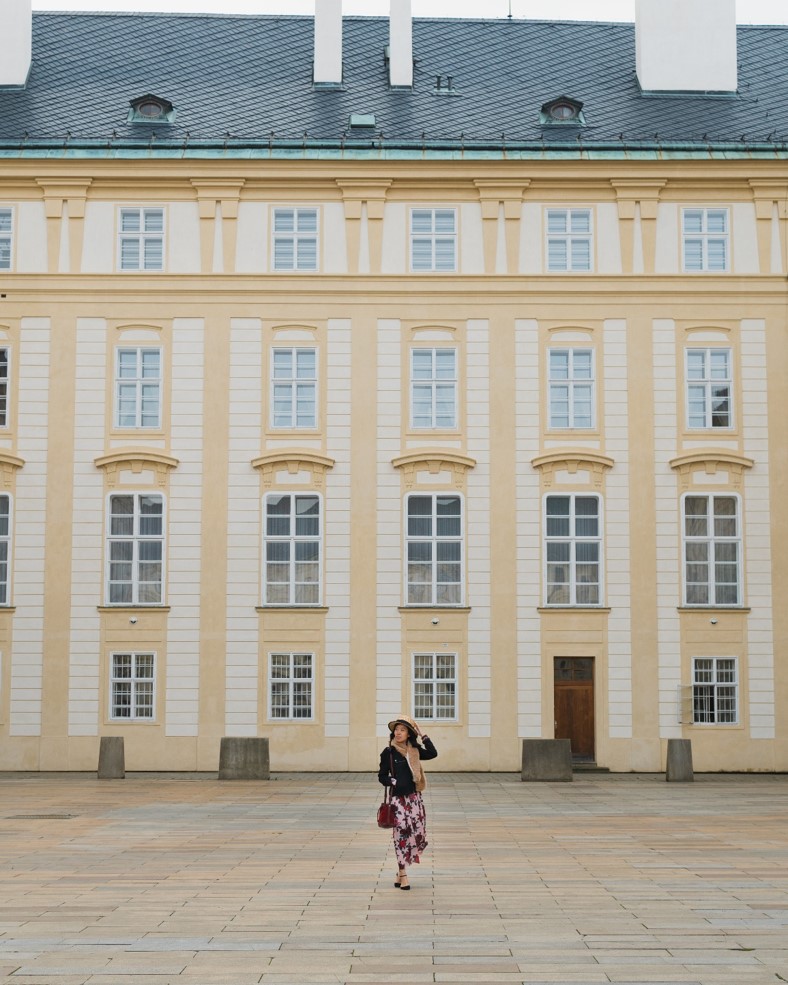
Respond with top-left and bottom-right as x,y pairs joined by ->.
521,738 -> 573,782
97,736 -> 125,779
218,737 -> 270,780
666,738 -> 694,782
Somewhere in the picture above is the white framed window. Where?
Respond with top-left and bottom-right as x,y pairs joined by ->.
0,208 -> 13,270
548,348 -> 594,428
686,348 -> 732,429
110,651 -> 156,720
683,494 -> 740,606
545,494 -> 602,606
268,652 -> 314,720
692,657 -> 738,724
0,348 -> 9,428
410,208 -> 457,272
115,347 -> 162,428
546,208 -> 592,271
682,208 -> 729,272
413,652 -> 457,720
405,493 -> 463,606
271,347 -> 317,428
106,493 -> 165,605
272,208 -> 319,271
118,207 -> 165,271
263,493 -> 321,606
410,347 -> 457,429
0,495 -> 10,607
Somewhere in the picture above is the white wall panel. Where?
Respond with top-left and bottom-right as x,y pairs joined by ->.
15,202 -> 47,274
81,203 -> 113,274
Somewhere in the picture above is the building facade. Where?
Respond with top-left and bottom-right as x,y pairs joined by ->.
1,0 -> 787,772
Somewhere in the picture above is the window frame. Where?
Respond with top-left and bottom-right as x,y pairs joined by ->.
0,346 -> 9,429
271,207 -> 320,272
404,492 -> 464,607
545,207 -> 593,272
105,492 -> 166,607
547,347 -> 595,429
412,651 -> 458,722
0,206 -> 13,272
543,493 -> 604,607
117,206 -> 166,273
269,346 -> 318,430
0,494 -> 11,608
267,651 -> 315,721
691,656 -> 739,725
409,346 -> 458,430
682,207 -> 730,273
685,347 -> 733,431
109,651 -> 157,722
681,493 -> 742,608
262,491 -> 322,607
114,346 -> 163,430
409,207 -> 458,273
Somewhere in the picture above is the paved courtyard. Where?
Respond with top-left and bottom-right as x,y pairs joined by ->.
0,771 -> 787,985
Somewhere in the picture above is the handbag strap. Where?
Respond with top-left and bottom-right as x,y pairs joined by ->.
383,744 -> 395,804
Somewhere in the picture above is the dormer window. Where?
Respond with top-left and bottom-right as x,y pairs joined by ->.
128,94 -> 175,125
540,96 -> 585,125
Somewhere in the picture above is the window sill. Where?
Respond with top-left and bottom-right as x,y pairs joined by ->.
398,606 -> 471,612
97,605 -> 171,612
686,723 -> 743,730
265,719 -> 319,725
257,606 -> 328,613
0,606 -> 16,613
538,606 -> 611,613
677,606 -> 750,613
105,719 -> 159,726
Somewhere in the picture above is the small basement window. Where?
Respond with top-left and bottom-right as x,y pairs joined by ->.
540,96 -> 585,125
128,94 -> 176,125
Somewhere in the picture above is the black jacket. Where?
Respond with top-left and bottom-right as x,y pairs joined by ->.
378,737 -> 438,797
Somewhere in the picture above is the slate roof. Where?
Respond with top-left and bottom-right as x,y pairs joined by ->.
1,12 -> 787,153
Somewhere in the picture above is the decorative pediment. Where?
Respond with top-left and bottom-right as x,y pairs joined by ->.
94,450 -> 179,488
0,452 -> 24,488
252,450 -> 335,489
669,450 -> 754,490
531,450 -> 614,489
391,451 -> 476,490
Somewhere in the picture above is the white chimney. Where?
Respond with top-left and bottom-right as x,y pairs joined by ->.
636,0 -> 737,93
0,0 -> 32,87
389,0 -> 413,88
314,0 -> 343,86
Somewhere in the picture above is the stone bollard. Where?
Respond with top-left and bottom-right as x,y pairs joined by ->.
97,736 -> 125,779
521,738 -> 573,782
218,737 -> 270,780
666,738 -> 694,782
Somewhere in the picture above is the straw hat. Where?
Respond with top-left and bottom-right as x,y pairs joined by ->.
388,714 -> 419,736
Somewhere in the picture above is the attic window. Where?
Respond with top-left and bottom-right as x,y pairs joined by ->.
540,96 -> 585,126
349,113 -> 376,129
128,94 -> 175,125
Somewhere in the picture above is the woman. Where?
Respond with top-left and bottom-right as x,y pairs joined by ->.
378,715 -> 438,890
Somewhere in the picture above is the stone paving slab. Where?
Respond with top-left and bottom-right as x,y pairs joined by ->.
1,772 -> 788,985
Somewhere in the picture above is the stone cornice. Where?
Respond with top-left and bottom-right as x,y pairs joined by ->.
531,450 -> 614,489
252,450 -> 336,489
94,450 -> 179,488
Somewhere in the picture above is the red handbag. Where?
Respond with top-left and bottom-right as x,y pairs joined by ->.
377,747 -> 397,828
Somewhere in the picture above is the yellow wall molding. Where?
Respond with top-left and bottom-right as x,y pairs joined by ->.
391,451 -> 476,490
94,450 -> 179,488
252,450 -> 336,489
531,450 -> 614,489
0,453 -> 25,488
670,450 -> 754,490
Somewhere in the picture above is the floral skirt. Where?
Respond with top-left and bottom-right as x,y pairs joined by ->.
392,791 -> 427,867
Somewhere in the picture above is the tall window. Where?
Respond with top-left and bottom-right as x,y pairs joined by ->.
0,495 -> 10,606
107,494 -> 165,605
410,348 -> 457,429
405,493 -> 463,606
410,208 -> 457,272
271,348 -> 317,428
413,652 -> 457,720
0,208 -> 12,270
683,495 -> 740,606
545,495 -> 601,606
692,657 -> 738,724
686,348 -> 732,429
0,348 -> 8,428
269,652 -> 314,719
110,652 -> 156,720
118,208 -> 164,271
115,347 -> 162,428
272,208 -> 319,271
546,208 -> 592,271
263,493 -> 321,605
683,208 -> 729,272
548,348 -> 594,428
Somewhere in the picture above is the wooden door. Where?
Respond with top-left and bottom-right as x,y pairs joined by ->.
553,657 -> 595,761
